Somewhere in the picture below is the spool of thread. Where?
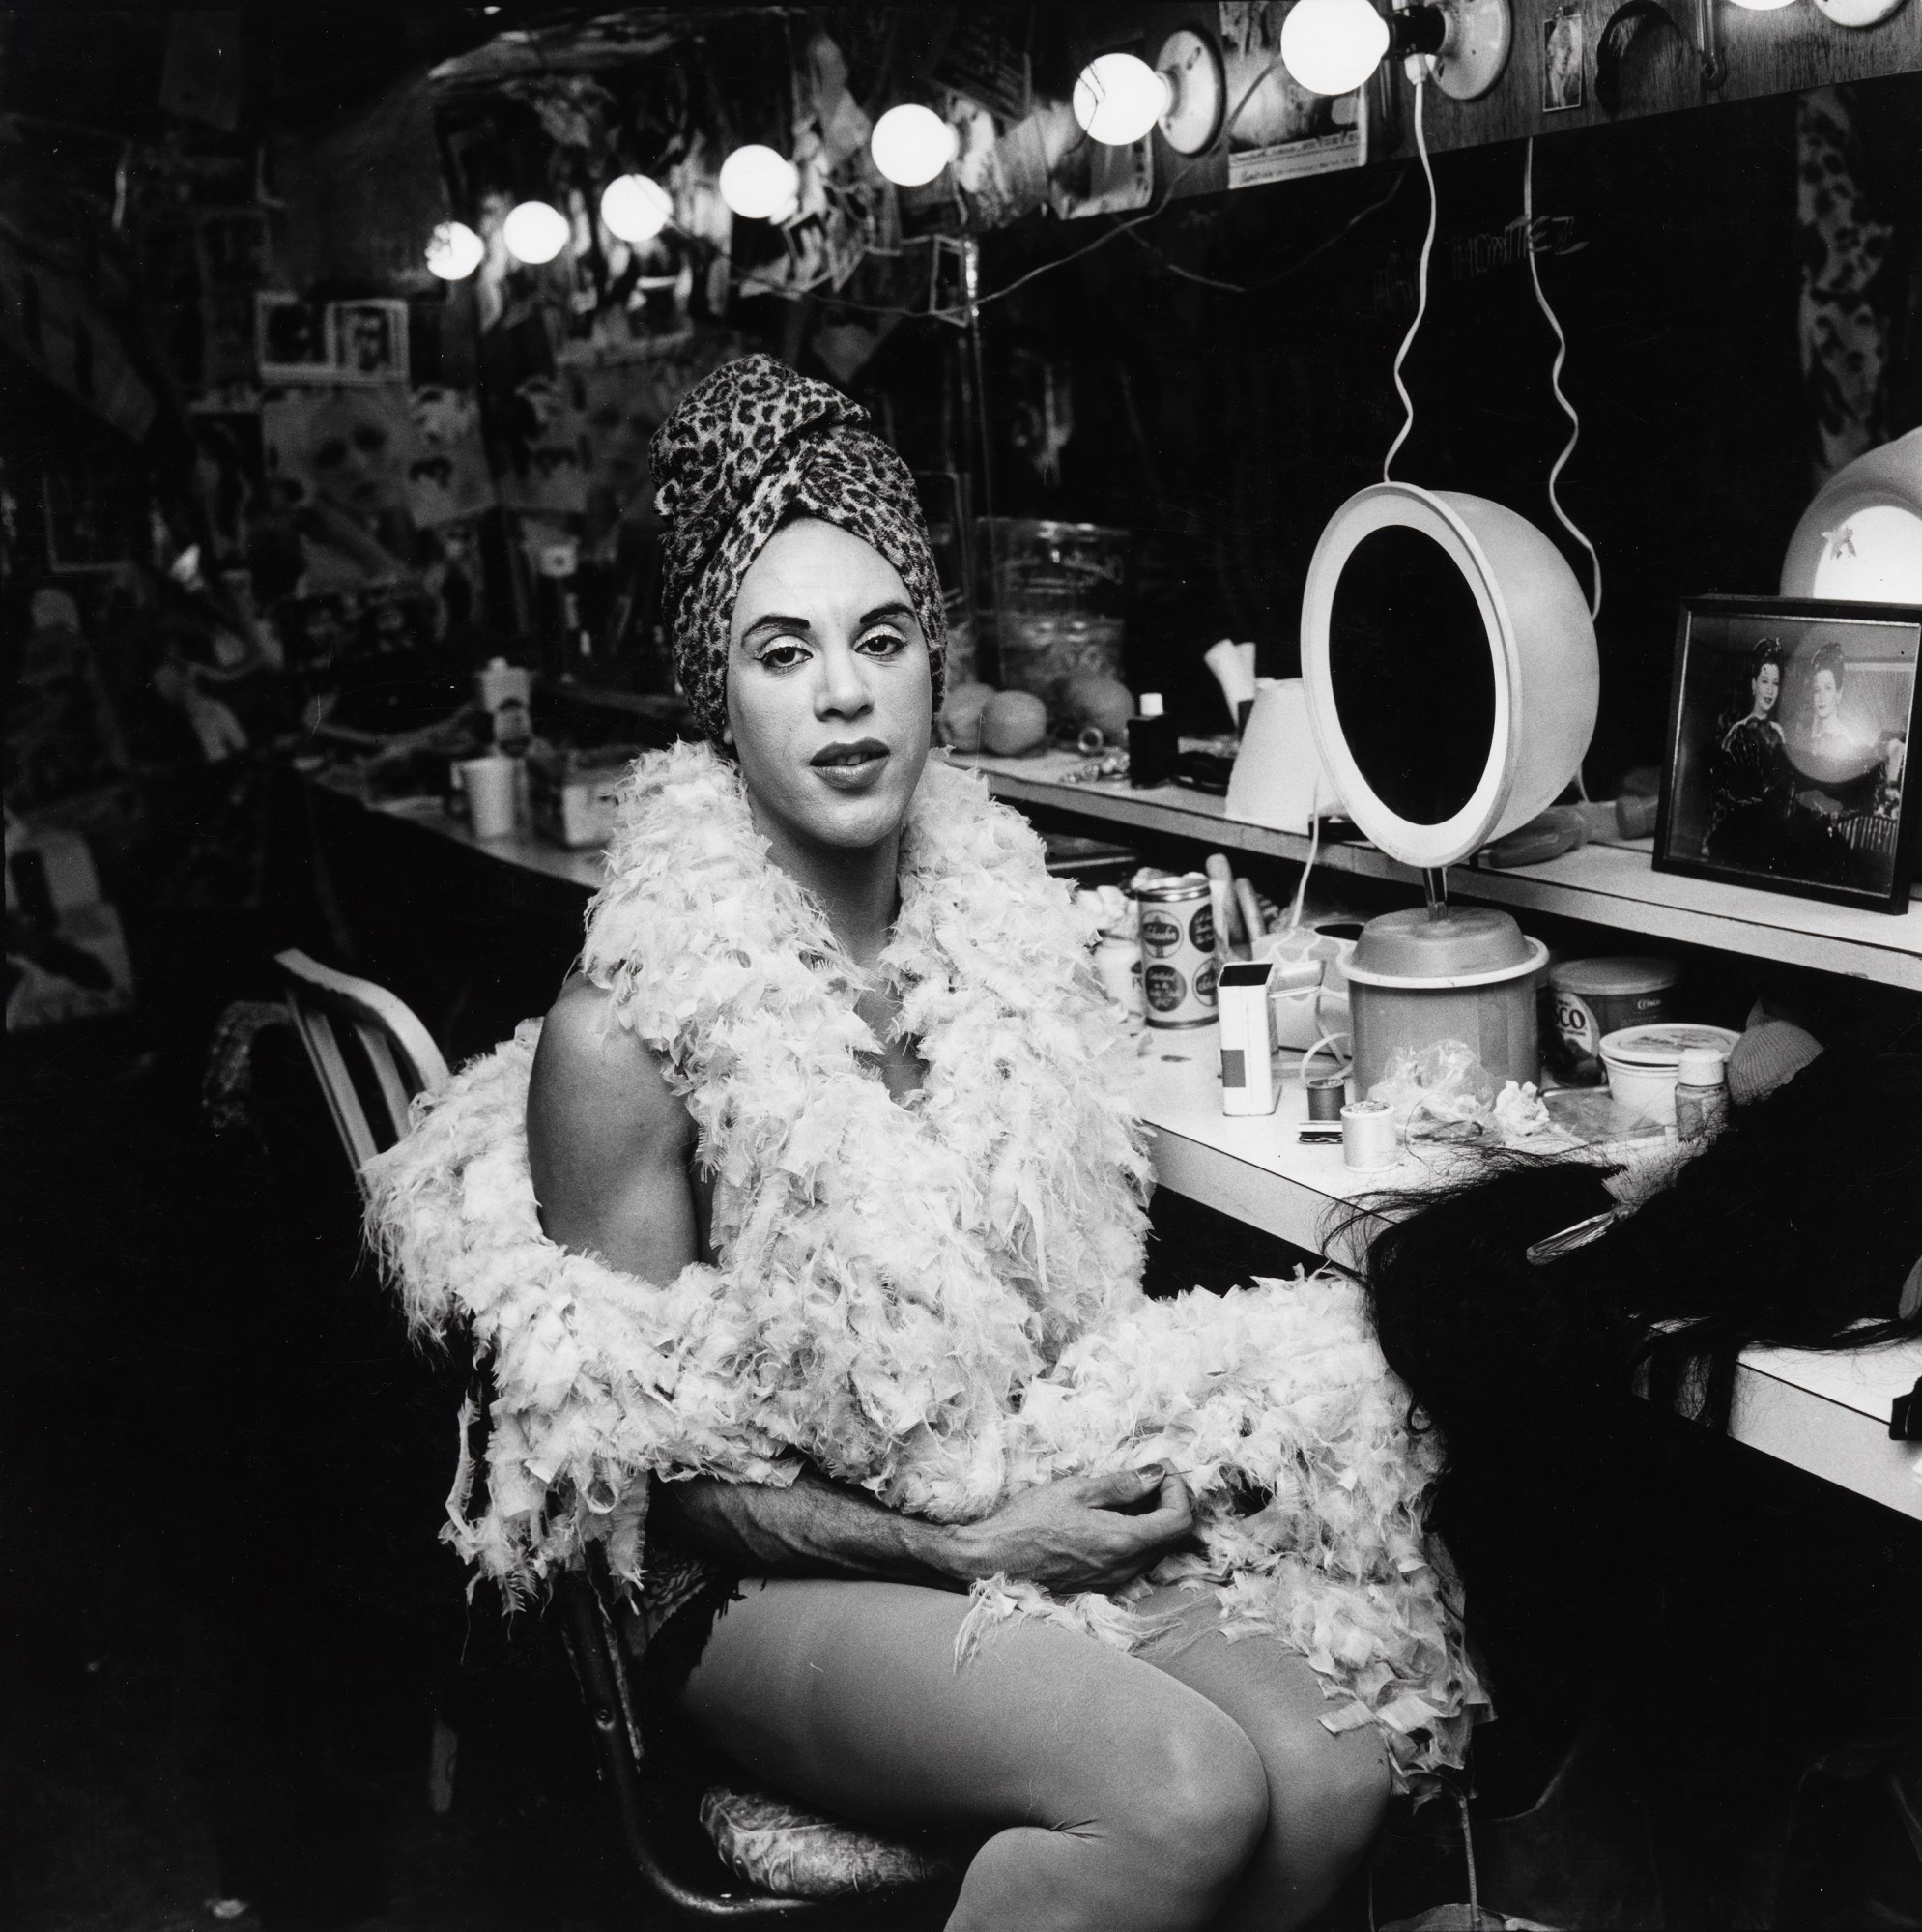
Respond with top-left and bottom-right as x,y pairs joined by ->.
460,755 -> 519,840
1305,1074 -> 1346,1122
1341,1099 -> 1398,1171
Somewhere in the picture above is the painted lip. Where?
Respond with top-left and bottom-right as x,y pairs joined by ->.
810,738 -> 890,769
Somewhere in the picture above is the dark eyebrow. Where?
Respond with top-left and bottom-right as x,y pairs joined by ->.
859,601 -> 919,628
740,614 -> 813,644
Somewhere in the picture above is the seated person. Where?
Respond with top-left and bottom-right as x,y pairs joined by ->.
368,357 -> 1483,1932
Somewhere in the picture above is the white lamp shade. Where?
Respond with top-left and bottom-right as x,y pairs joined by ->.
424,220 -> 485,280
1301,484 -> 1599,871
502,199 -> 569,265
1279,0 -> 1392,96
718,144 -> 800,221
871,103 -> 958,187
600,173 -> 672,243
1780,428 -> 1922,604
1072,52 -> 1172,146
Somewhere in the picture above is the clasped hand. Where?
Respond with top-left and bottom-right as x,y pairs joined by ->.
951,1466 -> 1195,1597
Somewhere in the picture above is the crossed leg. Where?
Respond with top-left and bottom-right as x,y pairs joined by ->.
678,1577 -> 1388,1932
1133,1583 -> 1391,1931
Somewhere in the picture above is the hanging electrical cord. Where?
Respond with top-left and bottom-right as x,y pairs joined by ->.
1524,136 -> 1603,624
1382,72 -> 1437,482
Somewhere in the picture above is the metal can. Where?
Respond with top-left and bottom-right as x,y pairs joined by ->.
1136,879 -> 1219,1029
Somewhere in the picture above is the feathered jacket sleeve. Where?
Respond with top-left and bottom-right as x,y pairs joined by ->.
362,1022 -> 802,1600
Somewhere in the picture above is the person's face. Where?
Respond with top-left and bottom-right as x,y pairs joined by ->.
1752,661 -> 1780,714
307,396 -> 403,518
1813,667 -> 1840,719
726,519 -> 932,859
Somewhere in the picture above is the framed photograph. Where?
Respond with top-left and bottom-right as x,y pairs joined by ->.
1542,7 -> 1586,112
256,292 -> 332,383
328,299 -> 410,383
1655,595 -> 1921,914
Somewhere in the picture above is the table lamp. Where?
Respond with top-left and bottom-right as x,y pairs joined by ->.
1779,428 -> 1922,605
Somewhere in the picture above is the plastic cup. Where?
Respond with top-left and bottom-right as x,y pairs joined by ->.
461,756 -> 518,840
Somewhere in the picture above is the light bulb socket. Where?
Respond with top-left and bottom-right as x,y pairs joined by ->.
1389,5 -> 1449,58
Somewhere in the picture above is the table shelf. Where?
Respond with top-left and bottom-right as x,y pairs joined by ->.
1136,1037 -> 1922,1518
959,751 -> 1922,991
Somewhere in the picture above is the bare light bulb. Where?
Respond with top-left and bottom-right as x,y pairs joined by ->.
1072,52 -> 1173,146
1726,0 -> 1796,9
600,173 -> 673,243
870,103 -> 959,187
718,144 -> 800,221
1279,0 -> 1392,96
424,220 -> 484,280
502,199 -> 569,264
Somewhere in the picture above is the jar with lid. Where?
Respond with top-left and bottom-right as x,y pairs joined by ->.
1674,1046 -> 1730,1145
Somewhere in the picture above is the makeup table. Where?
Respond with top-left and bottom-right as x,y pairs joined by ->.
307,769 -> 1922,1520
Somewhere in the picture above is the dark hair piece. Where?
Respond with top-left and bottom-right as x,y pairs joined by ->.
1341,1048 -> 1922,1451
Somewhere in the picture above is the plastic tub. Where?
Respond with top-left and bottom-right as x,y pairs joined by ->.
1548,955 -> 1681,1084
1599,1023 -> 1743,1127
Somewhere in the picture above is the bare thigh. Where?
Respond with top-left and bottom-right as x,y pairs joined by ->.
678,1578 -> 1272,1932
681,1577 -> 1256,1834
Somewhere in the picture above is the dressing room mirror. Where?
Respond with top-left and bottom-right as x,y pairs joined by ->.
1302,482 -> 1600,871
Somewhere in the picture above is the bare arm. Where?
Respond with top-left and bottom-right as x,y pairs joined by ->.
527,978 -> 1193,1594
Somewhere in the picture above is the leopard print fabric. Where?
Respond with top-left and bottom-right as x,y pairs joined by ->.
650,354 -> 947,741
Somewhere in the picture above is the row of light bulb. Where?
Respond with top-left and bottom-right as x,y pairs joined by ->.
424,102 -> 961,280
1076,0 -> 1803,135
430,0 -> 1823,278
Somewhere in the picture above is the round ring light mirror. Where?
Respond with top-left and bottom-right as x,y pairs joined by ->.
1301,483 -> 1599,871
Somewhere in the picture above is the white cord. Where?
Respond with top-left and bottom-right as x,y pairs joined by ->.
1525,137 -> 1602,625
1286,777 -> 1324,932
1300,1029 -> 1354,1081
1383,73 -> 1437,483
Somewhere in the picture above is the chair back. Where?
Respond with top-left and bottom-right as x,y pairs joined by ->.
274,949 -> 448,1195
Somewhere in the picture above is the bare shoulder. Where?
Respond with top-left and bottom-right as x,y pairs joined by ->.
528,975 -> 700,1270
528,975 -> 691,1166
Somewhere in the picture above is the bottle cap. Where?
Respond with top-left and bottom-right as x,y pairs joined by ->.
1677,1046 -> 1727,1086
1139,692 -> 1164,719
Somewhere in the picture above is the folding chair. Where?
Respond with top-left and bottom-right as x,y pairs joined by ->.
273,948 -> 449,1186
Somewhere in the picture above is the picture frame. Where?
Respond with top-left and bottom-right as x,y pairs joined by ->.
1541,6 -> 1586,112
327,298 -> 410,384
255,292 -> 332,384
1654,595 -> 1921,915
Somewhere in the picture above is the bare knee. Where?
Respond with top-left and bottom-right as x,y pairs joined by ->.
1262,1725 -> 1391,1873
1118,1708 -> 1270,1896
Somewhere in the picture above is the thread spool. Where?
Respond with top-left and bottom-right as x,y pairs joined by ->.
1341,1098 -> 1398,1171
1305,1074 -> 1347,1122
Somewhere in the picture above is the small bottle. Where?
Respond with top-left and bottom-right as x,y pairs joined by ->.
1674,1046 -> 1730,1145
1128,692 -> 1178,790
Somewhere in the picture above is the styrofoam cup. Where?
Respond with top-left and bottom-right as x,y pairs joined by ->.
461,756 -> 519,840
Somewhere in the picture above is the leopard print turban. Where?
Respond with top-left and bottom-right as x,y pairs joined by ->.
650,354 -> 947,742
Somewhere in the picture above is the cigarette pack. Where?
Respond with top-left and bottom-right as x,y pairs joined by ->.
1217,960 -> 1280,1115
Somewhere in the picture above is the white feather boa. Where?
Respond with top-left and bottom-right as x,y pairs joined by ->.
365,741 -> 1485,1786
